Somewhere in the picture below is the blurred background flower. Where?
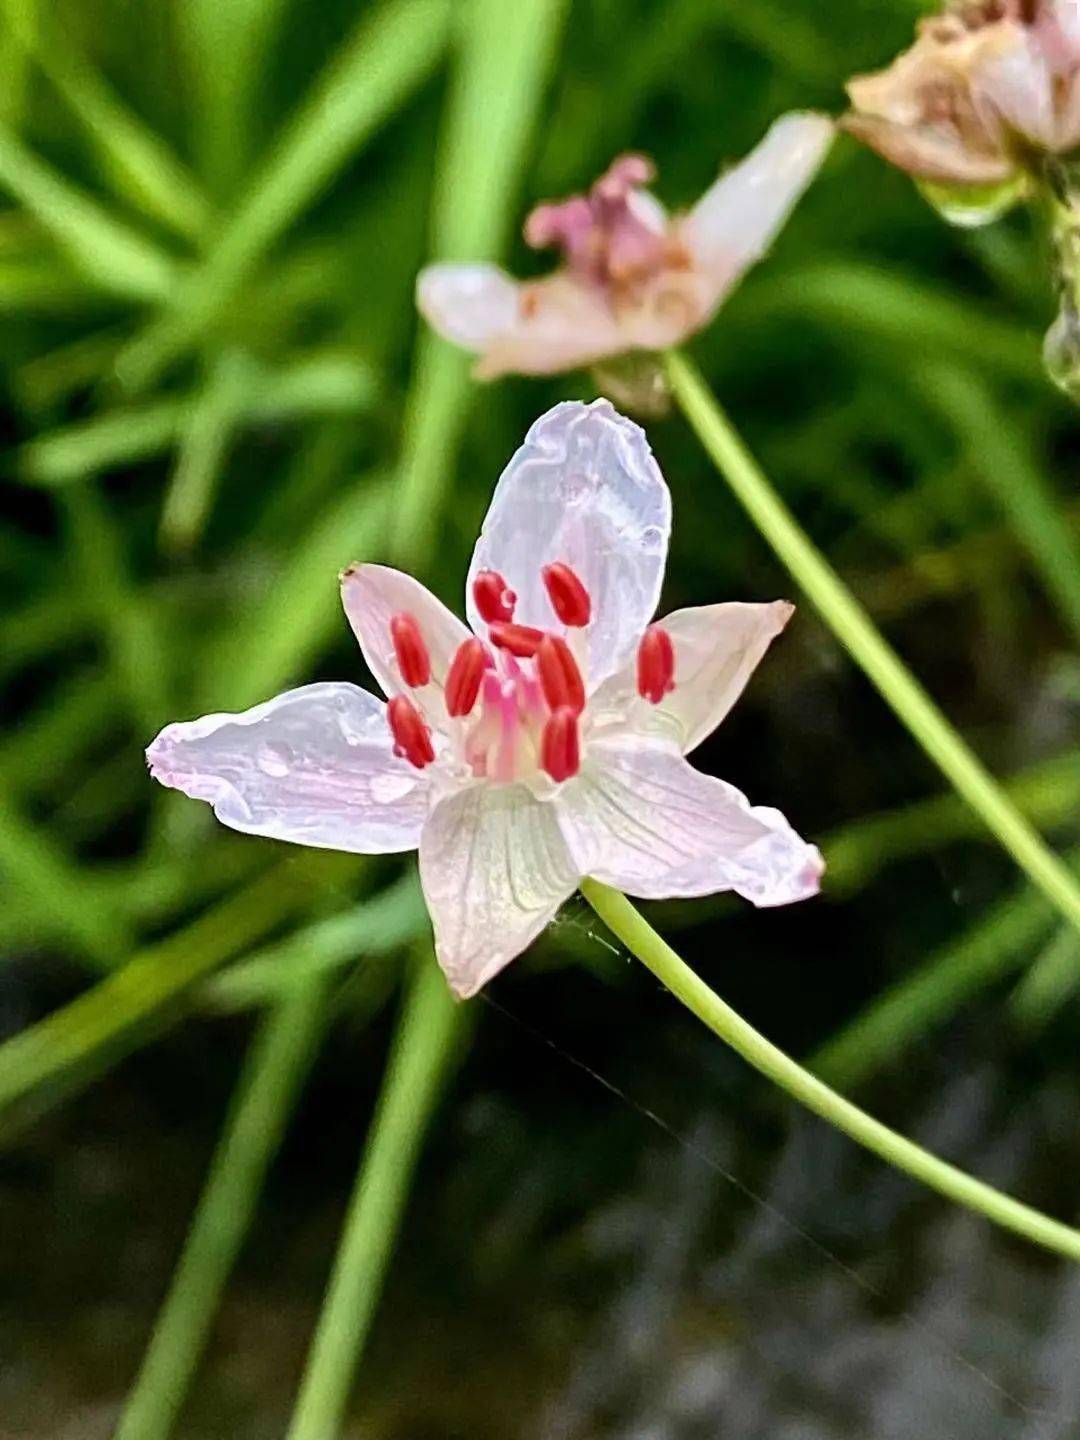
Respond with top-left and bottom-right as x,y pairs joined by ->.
3,1 -> 1080,1437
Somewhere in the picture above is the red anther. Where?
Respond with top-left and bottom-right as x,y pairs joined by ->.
537,635 -> 585,716
389,612 -> 430,688
636,625 -> 675,704
445,637 -> 487,717
540,707 -> 580,783
472,570 -> 516,624
488,621 -> 545,658
542,562 -> 591,627
387,695 -> 434,769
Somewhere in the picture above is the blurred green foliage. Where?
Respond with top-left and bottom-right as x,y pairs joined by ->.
4,0 -> 1080,1432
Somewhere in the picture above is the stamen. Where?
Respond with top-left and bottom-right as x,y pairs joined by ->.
536,635 -> 585,716
445,638 -> 488,717
636,625 -> 675,704
387,695 -> 434,769
472,570 -> 516,624
389,612 -> 430,688
540,707 -> 580,783
542,562 -> 591,627
489,621 -> 545,658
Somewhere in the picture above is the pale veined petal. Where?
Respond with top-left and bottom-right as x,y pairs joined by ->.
416,262 -> 521,352
340,563 -> 471,726
419,782 -> 580,998
678,112 -> 835,304
557,736 -> 822,906
466,400 -> 671,688
589,600 -> 793,754
146,682 -> 430,853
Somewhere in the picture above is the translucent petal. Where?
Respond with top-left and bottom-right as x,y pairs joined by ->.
679,112 -> 835,301
146,682 -> 429,853
340,564 -> 470,726
467,400 -> 671,688
557,737 -> 823,906
590,600 -> 793,754
415,262 -> 521,351
419,783 -> 580,998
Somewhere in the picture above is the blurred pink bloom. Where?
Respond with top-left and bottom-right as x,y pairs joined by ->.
147,402 -> 822,998
416,114 -> 834,379
844,1 -> 1080,190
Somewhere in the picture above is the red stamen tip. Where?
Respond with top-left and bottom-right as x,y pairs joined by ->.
636,625 -> 675,704
445,637 -> 488,717
489,621 -> 545,658
540,707 -> 580,783
389,612 -> 431,688
472,570 -> 516,624
542,562 -> 591,627
537,635 -> 585,716
388,695 -> 434,769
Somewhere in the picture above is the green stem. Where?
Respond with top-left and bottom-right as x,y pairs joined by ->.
286,956 -> 464,1440
114,980 -> 330,1440
581,880 -> 1080,1262
665,349 -> 1080,942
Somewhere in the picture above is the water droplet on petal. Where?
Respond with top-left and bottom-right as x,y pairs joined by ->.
257,742 -> 293,778
371,771 -> 419,804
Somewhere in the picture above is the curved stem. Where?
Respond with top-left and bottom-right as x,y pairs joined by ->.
665,348 -> 1080,941
581,879 -> 1080,1262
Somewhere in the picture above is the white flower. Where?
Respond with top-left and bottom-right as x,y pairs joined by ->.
844,1 -> 1080,192
415,114 -> 834,380
147,402 -> 822,998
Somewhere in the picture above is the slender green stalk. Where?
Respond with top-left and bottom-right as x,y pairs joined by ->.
286,957 -> 463,1440
114,981 -> 330,1440
665,349 -> 1080,942
581,880 -> 1080,1261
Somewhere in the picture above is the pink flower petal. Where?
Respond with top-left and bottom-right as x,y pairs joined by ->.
146,682 -> 429,853
679,112 -> 835,303
340,564 -> 471,725
590,600 -> 793,754
418,263 -> 627,378
466,400 -> 670,688
557,736 -> 823,906
419,782 -> 580,998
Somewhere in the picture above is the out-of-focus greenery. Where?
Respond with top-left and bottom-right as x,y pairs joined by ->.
3,0 -> 1080,1434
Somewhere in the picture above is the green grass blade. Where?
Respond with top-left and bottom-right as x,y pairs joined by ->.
113,980 -> 330,1440
390,0 -> 568,569
286,955 -> 463,1440
206,872 -> 427,1011
115,0 -> 453,390
59,485 -> 171,736
36,44 -> 210,241
823,749 -> 1080,895
919,362 -> 1080,641
0,858 -> 355,1131
0,785 -> 134,964
0,122 -> 179,301
810,870 -> 1065,1089
1010,922 -> 1080,1029
159,350 -> 251,553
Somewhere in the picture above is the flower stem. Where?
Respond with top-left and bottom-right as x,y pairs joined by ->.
114,979 -> 330,1440
664,348 -> 1080,942
580,879 -> 1080,1262
286,955 -> 464,1440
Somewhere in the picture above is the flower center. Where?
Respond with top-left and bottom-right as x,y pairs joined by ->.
386,568 -> 678,784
